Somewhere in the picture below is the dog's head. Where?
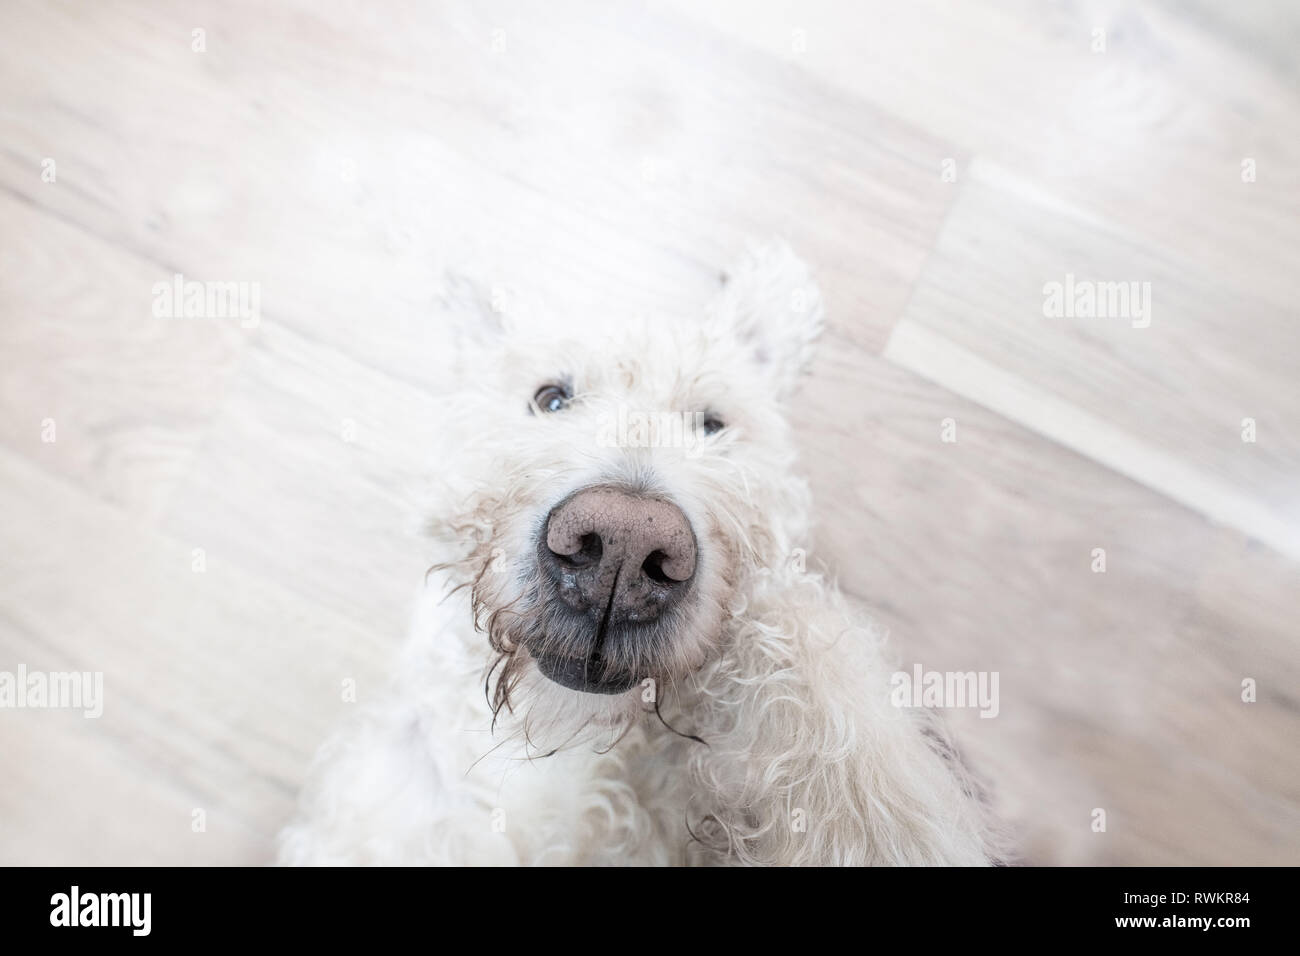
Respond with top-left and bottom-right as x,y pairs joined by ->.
430,241 -> 824,740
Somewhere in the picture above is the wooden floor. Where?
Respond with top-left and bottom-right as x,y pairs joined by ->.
1,0 -> 1296,865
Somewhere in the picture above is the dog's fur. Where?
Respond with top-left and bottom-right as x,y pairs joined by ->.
277,241 -> 1001,865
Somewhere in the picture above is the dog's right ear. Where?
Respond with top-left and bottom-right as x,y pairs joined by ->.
704,239 -> 825,397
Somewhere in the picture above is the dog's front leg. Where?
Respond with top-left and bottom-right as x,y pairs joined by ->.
276,697 -> 517,866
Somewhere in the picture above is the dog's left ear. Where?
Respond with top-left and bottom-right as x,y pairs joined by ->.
705,239 -> 825,397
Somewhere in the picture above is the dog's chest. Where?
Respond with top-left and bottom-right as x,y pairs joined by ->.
465,722 -> 698,865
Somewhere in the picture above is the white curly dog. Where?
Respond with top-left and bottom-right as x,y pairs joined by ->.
278,241 -> 1000,866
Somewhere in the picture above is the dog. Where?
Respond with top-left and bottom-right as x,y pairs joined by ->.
277,241 -> 1000,865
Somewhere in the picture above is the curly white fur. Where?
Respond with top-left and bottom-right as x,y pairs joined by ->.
278,240 -> 1002,866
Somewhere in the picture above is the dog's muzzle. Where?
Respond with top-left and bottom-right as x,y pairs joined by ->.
532,485 -> 697,694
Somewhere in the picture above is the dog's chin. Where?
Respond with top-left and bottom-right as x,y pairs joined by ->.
529,649 -> 642,696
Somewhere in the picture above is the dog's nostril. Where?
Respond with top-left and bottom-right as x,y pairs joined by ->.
555,532 -> 602,567
574,533 -> 603,566
641,550 -> 676,585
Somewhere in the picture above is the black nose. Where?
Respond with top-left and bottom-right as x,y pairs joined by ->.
539,486 -> 696,626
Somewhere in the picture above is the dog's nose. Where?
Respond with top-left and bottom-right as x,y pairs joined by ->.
541,487 -> 696,624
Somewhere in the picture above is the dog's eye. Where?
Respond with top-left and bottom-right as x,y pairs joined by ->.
534,384 -> 570,413
701,414 -> 725,436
